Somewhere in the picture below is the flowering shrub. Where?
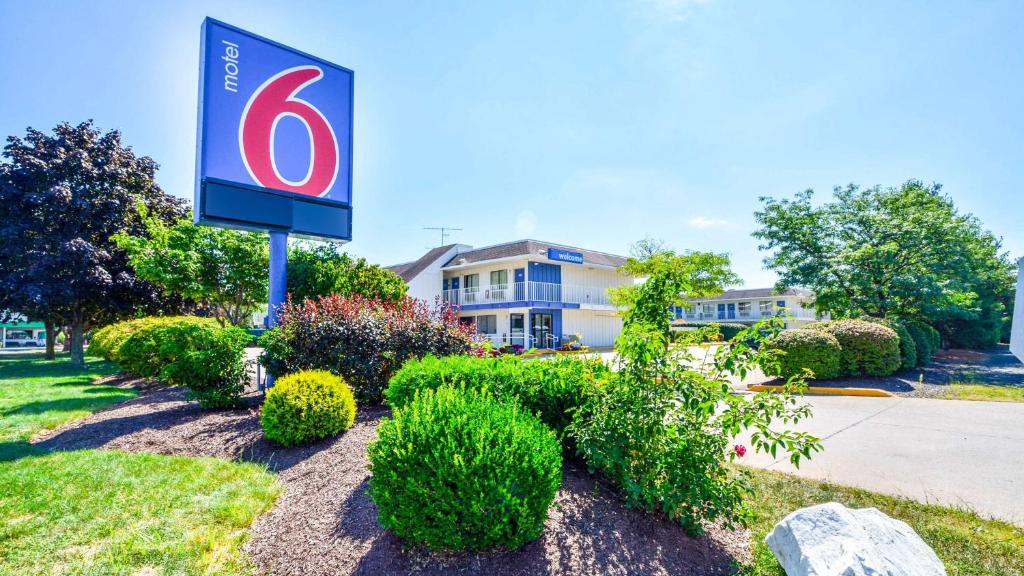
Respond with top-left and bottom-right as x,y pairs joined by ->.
368,386 -> 561,551
261,370 -> 356,446
822,319 -> 901,376
259,295 -> 473,403
764,328 -> 842,380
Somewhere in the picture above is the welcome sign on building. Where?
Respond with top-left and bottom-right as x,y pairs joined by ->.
194,18 -> 353,241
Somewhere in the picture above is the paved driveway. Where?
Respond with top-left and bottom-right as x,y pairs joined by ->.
738,395 -> 1024,526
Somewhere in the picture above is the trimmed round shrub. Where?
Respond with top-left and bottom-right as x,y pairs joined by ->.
882,319 -> 917,371
368,386 -> 562,551
766,329 -> 842,380
261,370 -> 356,446
822,320 -> 901,377
903,320 -> 940,367
385,354 -> 608,436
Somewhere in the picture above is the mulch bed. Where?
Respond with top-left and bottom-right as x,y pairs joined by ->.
32,384 -> 750,576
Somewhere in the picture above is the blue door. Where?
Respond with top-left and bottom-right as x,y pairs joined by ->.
514,268 -> 525,301
727,303 -> 736,319
717,303 -> 726,320
450,277 -> 460,305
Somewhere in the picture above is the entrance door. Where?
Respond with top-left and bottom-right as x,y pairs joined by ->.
450,277 -> 460,305
514,268 -> 525,300
727,303 -> 736,319
510,313 -> 525,348
531,313 -> 554,348
717,303 -> 726,320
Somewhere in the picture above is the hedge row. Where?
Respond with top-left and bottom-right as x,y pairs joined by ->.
670,321 -> 748,341
768,318 -> 942,380
87,316 -> 250,408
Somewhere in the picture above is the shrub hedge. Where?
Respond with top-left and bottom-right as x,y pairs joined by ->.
822,320 -> 901,377
111,317 -> 251,408
259,295 -> 473,404
261,370 -> 356,446
385,354 -> 609,436
87,316 -> 220,363
671,321 -> 748,341
368,386 -> 562,551
765,329 -> 842,380
904,320 -> 940,367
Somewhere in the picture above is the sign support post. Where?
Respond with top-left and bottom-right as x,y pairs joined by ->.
265,231 -> 288,387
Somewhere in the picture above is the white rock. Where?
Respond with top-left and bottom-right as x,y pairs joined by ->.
765,502 -> 946,576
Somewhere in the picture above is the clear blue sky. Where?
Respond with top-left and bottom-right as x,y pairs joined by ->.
2,0 -> 1021,287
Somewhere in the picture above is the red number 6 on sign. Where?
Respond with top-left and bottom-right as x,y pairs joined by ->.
239,65 -> 339,197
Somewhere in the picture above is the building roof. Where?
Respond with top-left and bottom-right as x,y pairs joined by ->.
687,287 -> 815,302
385,244 -> 459,282
441,240 -> 627,269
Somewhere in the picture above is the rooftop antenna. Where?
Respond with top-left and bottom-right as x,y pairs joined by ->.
423,226 -> 462,246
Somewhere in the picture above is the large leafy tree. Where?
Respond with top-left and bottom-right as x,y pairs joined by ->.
0,121 -> 187,365
114,211 -> 269,327
287,243 -> 407,304
753,181 -> 1014,348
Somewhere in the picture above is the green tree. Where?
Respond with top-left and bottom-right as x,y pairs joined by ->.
287,243 -> 406,304
753,181 -> 1014,348
611,240 -> 740,340
0,121 -> 187,366
114,211 -> 268,327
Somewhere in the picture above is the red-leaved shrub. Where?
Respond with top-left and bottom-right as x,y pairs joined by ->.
259,295 -> 474,403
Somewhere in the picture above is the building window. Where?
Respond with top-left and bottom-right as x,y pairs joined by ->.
476,315 -> 497,335
738,302 -> 751,317
464,274 -> 479,302
490,269 -> 508,288
459,317 -> 474,328
759,300 -> 773,314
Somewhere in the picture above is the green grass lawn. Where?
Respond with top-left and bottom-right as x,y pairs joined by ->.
742,468 -> 1024,576
0,353 -> 281,575
0,353 -> 136,445
937,383 -> 1024,403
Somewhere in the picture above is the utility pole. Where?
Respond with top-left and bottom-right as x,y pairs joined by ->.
423,226 -> 462,246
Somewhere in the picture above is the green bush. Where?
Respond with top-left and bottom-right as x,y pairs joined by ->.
368,387 -> 562,551
261,370 -> 356,446
87,316 -> 220,362
822,320 -> 901,376
903,319 -> 940,366
671,321 -> 747,341
385,354 -> 608,437
882,319 -> 917,371
116,317 -> 251,408
671,324 -> 721,344
765,329 -> 842,380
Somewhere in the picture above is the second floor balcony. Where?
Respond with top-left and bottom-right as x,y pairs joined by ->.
682,308 -> 819,322
443,281 -> 615,308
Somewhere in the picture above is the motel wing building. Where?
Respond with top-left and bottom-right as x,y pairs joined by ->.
678,287 -> 826,328
388,240 -> 632,349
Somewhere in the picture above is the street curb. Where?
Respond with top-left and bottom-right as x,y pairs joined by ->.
747,384 -> 895,397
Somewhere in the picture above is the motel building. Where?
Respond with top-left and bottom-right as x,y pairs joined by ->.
677,287 -> 827,329
388,240 -> 633,349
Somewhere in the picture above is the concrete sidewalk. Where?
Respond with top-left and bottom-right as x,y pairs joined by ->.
738,395 -> 1024,526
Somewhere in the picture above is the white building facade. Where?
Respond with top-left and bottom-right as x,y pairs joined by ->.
389,240 -> 631,349
679,287 -> 826,329
1011,257 -> 1023,361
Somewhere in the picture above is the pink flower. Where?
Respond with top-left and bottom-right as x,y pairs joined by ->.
733,444 -> 747,457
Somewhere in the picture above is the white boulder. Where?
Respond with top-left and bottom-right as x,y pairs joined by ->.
765,502 -> 946,576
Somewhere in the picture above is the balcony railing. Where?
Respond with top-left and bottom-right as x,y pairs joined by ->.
682,308 -> 819,322
443,281 -> 615,307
